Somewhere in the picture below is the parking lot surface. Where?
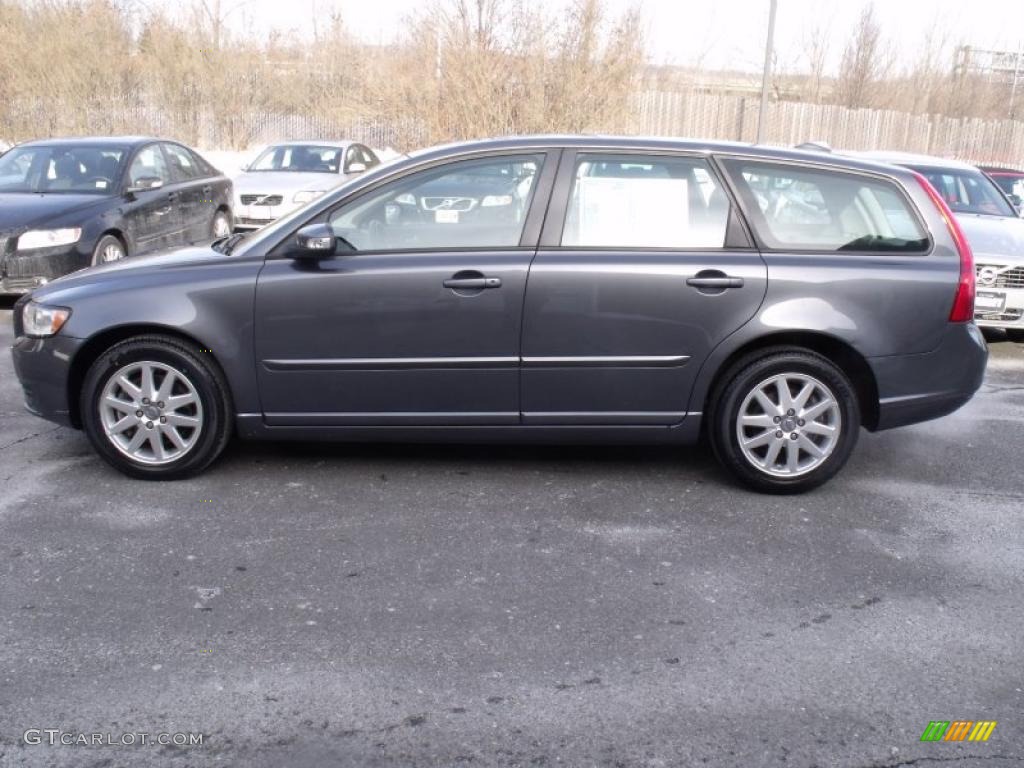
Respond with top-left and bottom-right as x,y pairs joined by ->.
1,303 -> 1023,768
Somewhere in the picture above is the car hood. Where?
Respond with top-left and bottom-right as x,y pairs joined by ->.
0,192 -> 112,231
232,172 -> 348,196
30,244 -> 229,301
957,214 -> 1024,265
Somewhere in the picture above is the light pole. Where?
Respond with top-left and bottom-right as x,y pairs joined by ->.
756,0 -> 778,144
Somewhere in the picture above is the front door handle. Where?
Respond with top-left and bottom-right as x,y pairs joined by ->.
686,275 -> 744,289
443,276 -> 502,290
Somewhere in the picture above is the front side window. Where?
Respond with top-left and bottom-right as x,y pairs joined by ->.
909,166 -> 1014,218
722,159 -> 929,252
561,154 -> 730,248
250,145 -> 343,174
327,154 -> 543,251
128,145 -> 172,189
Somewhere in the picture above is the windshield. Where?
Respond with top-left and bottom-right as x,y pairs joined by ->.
0,144 -> 127,194
248,145 -> 344,174
988,173 -> 1024,199
909,166 -> 1016,217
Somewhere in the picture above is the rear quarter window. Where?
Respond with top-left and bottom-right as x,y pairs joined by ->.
720,159 -> 929,253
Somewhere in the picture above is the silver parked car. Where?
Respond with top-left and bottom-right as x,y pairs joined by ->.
853,152 -> 1024,341
232,141 -> 380,230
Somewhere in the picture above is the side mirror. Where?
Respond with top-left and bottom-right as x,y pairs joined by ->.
126,176 -> 164,194
1007,193 -> 1023,211
346,162 -> 367,174
293,223 -> 337,258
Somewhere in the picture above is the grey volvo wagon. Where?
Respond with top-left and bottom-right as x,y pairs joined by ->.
11,137 -> 987,492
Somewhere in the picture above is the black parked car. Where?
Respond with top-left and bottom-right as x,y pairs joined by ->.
0,137 -> 232,294
12,137 -> 986,492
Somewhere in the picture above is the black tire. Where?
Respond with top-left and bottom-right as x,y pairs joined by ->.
1007,329 -> 1024,343
709,348 -> 860,494
80,335 -> 233,480
211,209 -> 232,239
91,234 -> 126,266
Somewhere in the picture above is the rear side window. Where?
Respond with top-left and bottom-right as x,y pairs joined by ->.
721,159 -> 928,253
561,154 -> 730,249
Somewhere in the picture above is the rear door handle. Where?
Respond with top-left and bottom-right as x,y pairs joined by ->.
686,276 -> 744,289
443,276 -> 502,290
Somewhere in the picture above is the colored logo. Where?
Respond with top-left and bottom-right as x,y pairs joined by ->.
921,721 -> 997,742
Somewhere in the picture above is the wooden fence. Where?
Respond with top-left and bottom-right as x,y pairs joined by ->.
631,91 -> 1024,164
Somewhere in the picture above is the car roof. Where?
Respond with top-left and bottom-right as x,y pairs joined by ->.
402,135 -> 920,178
849,150 -> 979,172
13,136 -> 164,149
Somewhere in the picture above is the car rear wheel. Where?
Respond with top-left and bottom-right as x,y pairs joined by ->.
710,349 -> 860,493
211,210 -> 232,238
80,335 -> 233,480
91,235 -> 126,266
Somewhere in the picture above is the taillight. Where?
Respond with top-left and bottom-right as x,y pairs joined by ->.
912,171 -> 975,322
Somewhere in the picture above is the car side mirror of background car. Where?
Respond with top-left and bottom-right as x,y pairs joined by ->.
126,176 -> 164,194
346,162 -> 367,174
293,223 -> 338,258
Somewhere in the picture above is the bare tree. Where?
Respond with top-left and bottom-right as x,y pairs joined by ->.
801,18 -> 832,104
835,3 -> 890,109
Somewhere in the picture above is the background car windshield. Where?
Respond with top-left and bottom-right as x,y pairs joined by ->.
910,167 -> 1015,217
0,145 -> 126,194
249,145 -> 343,173
989,173 -> 1024,200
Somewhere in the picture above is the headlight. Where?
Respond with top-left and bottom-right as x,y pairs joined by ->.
22,301 -> 71,337
293,190 -> 326,204
481,195 -> 513,207
17,227 -> 82,250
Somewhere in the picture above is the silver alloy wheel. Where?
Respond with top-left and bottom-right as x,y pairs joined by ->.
735,372 -> 842,478
98,242 -> 124,263
213,213 -> 232,238
99,361 -> 204,466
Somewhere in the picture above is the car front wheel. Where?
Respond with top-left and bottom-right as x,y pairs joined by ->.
211,210 -> 232,238
80,335 -> 233,479
710,349 -> 860,493
91,234 -> 126,266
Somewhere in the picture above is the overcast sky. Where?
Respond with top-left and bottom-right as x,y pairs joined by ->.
221,0 -> 1024,74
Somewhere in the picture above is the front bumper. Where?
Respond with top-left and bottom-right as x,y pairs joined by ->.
233,199 -> 304,230
973,286 -> 1024,329
10,327 -> 83,429
1,242 -> 90,295
869,322 -> 988,431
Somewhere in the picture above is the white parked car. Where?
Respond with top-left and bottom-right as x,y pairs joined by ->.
232,141 -> 380,230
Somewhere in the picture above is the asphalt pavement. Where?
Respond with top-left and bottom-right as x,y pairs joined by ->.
1,301 -> 1023,768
